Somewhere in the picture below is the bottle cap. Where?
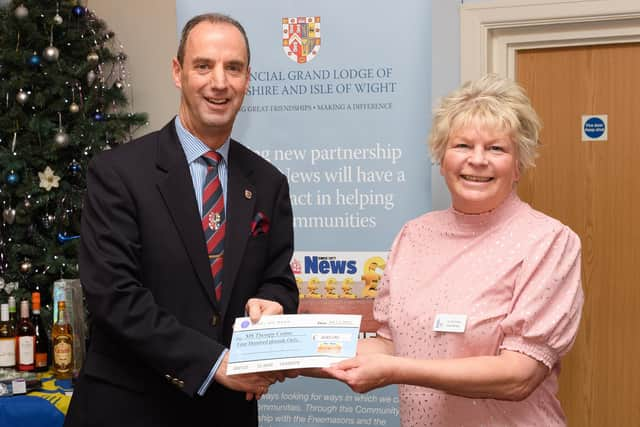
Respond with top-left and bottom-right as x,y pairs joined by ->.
20,299 -> 30,318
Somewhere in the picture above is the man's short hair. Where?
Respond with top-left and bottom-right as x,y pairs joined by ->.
177,13 -> 250,66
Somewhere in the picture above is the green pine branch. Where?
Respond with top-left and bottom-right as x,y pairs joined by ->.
0,0 -> 148,320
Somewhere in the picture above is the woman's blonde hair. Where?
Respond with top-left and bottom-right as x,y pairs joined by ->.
428,74 -> 541,171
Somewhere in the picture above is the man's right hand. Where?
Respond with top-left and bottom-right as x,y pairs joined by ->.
214,351 -> 280,400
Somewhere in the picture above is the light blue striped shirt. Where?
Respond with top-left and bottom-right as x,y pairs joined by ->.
174,116 -> 229,214
173,116 -> 229,396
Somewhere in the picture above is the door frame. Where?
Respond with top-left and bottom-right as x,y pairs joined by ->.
460,0 -> 640,81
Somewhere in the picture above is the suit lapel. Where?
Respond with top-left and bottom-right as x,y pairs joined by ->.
154,122 -> 217,307
220,141 -> 255,314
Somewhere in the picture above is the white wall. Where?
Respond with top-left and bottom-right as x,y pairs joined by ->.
92,0 -> 179,134
430,1 -> 463,210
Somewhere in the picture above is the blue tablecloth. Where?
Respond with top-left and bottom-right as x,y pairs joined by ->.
0,373 -> 72,427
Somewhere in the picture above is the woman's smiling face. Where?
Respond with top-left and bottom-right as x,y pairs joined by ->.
441,123 -> 520,214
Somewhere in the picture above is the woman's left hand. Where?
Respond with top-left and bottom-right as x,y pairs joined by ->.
323,353 -> 396,393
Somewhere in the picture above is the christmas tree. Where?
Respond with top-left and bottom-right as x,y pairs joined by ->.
0,0 -> 147,323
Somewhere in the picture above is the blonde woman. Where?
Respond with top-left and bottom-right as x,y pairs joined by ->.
324,74 -> 584,426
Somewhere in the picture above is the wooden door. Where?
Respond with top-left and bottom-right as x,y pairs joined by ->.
516,43 -> 640,427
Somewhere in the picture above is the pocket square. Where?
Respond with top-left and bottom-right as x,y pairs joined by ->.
250,211 -> 270,236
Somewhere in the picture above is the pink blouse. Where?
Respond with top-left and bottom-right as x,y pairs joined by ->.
374,192 -> 583,426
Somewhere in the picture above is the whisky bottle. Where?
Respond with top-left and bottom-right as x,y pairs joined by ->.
0,303 -> 16,369
52,300 -> 73,379
16,300 -> 36,371
31,292 -> 49,372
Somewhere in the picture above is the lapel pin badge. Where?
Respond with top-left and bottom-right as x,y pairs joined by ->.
244,189 -> 253,200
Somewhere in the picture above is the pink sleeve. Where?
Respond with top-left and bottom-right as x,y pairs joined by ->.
373,224 -> 406,340
499,224 -> 584,369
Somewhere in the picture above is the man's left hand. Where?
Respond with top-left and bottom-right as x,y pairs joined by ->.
245,298 -> 283,323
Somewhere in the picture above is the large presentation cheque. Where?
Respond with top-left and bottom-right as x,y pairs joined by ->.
227,314 -> 361,375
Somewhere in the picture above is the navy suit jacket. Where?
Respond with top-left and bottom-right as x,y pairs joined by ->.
65,121 -> 298,427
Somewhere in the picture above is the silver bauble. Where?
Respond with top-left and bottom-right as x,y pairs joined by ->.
14,4 -> 28,19
19,259 -> 32,274
2,207 -> 16,224
114,80 -> 124,90
43,45 -> 60,62
87,70 -> 96,85
69,102 -> 80,113
54,129 -> 70,148
16,90 -> 28,104
87,52 -> 99,64
53,13 -> 63,25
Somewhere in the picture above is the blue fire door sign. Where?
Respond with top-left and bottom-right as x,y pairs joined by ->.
582,115 -> 608,142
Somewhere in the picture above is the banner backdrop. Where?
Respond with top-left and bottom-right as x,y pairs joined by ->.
177,1 -> 432,425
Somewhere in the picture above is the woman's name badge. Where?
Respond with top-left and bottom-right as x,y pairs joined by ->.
433,314 -> 467,333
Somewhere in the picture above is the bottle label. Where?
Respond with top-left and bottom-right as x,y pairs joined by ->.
0,338 -> 16,367
18,336 -> 35,364
53,336 -> 73,370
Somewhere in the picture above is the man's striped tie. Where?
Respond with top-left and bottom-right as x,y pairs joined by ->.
201,151 -> 225,301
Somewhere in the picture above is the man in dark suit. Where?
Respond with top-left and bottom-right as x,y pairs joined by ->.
64,13 -> 298,427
